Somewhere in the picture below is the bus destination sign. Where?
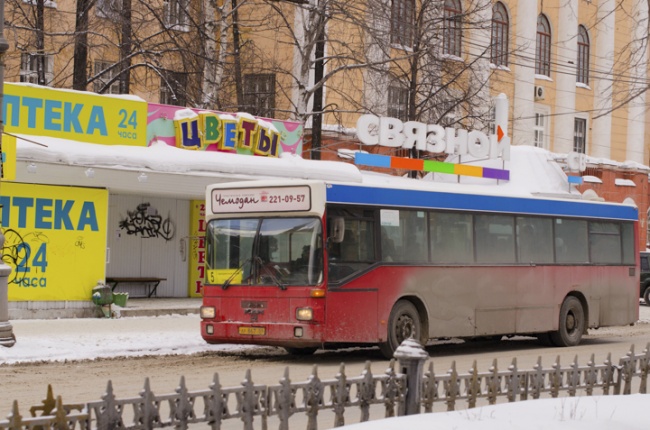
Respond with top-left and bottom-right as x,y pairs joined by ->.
211,185 -> 312,214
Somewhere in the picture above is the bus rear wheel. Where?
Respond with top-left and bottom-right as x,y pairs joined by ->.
549,296 -> 585,347
644,286 -> 650,306
380,300 -> 422,359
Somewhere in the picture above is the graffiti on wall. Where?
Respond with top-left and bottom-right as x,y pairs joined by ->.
2,228 -> 51,287
119,203 -> 175,240
2,182 -> 108,301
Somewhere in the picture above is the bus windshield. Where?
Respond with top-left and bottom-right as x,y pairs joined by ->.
206,217 -> 323,287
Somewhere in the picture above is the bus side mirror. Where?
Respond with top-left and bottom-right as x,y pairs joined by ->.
330,217 -> 345,243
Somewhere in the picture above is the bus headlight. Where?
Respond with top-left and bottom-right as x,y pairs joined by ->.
296,307 -> 313,321
201,306 -> 216,319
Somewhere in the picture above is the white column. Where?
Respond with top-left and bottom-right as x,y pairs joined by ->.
512,1 -> 537,146
552,0 -> 578,154
362,0 -> 391,114
468,0 -> 492,131
626,0 -> 648,164
591,0 -> 616,159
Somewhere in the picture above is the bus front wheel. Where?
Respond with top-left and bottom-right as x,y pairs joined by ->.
549,296 -> 585,347
380,300 -> 422,359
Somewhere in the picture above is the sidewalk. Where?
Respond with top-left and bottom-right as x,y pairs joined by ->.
115,297 -> 202,318
8,297 -> 202,320
0,310 -> 252,365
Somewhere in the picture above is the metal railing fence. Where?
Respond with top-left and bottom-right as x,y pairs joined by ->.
1,340 -> 648,430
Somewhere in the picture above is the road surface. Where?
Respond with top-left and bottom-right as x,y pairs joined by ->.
1,304 -> 649,427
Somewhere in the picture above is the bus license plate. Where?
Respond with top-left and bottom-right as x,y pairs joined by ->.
239,326 -> 266,336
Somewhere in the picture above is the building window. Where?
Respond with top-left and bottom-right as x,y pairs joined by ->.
93,61 -> 121,94
160,71 -> 188,106
96,0 -> 120,18
22,0 -> 57,8
243,74 -> 275,118
387,85 -> 409,121
391,0 -> 415,47
164,0 -> 190,30
443,0 -> 462,57
577,25 -> 590,85
487,105 -> 496,135
574,117 -> 587,153
536,14 -> 551,76
20,53 -> 54,86
439,96 -> 460,127
533,110 -> 548,148
490,2 -> 509,67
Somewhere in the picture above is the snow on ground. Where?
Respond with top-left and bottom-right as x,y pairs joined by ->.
342,394 -> 650,429
2,308 -> 650,428
0,314 -> 254,365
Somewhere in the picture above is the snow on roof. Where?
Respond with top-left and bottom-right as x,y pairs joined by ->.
14,134 -> 363,183
12,134 -> 632,203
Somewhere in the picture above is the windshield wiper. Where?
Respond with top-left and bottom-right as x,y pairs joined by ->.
221,257 -> 253,290
255,256 -> 287,291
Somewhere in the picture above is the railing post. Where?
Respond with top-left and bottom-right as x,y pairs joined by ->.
394,338 -> 428,415
0,0 -> 15,347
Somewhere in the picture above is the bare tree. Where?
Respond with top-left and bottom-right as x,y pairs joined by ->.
7,0 -> 246,109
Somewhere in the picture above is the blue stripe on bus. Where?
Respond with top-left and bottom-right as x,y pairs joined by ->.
326,184 -> 638,220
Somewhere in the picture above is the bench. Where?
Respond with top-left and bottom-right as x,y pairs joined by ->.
106,277 -> 166,298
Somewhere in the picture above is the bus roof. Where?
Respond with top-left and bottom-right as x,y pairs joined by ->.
326,180 -> 638,221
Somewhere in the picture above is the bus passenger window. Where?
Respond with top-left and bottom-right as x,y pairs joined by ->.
555,219 -> 588,263
430,212 -> 473,264
516,217 -> 553,264
326,211 -> 375,283
341,230 -> 358,260
381,228 -> 397,262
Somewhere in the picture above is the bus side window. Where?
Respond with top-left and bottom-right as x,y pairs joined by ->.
340,229 -> 358,260
381,228 -> 397,262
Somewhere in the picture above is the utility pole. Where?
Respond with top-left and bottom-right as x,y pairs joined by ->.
0,0 -> 16,347
311,19 -> 324,160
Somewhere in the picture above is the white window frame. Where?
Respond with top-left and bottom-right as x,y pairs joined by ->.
387,84 -> 409,121
486,104 -> 496,135
573,115 -> 589,154
95,0 -> 121,19
22,0 -> 57,8
390,0 -> 415,49
20,53 -> 54,86
533,105 -> 550,149
93,60 -> 121,95
164,0 -> 190,32
439,91 -> 462,128
160,71 -> 188,106
243,73 -> 276,118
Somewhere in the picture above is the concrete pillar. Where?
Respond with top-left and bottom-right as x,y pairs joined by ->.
552,0 -> 578,154
0,237 -> 15,347
0,0 -> 16,348
591,0 -> 616,159
626,0 -> 648,164
512,1 -> 537,146
394,337 -> 428,415
467,0 -> 492,130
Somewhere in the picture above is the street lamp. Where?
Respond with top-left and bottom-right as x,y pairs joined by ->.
0,0 -> 16,347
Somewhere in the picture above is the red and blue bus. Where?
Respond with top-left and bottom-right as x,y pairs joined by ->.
200,178 -> 639,357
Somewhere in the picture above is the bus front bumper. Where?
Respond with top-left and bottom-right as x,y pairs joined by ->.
201,320 -> 324,347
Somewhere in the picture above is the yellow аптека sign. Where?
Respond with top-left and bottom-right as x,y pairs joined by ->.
1,183 -> 109,301
3,83 -> 147,146
1,134 -> 16,181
